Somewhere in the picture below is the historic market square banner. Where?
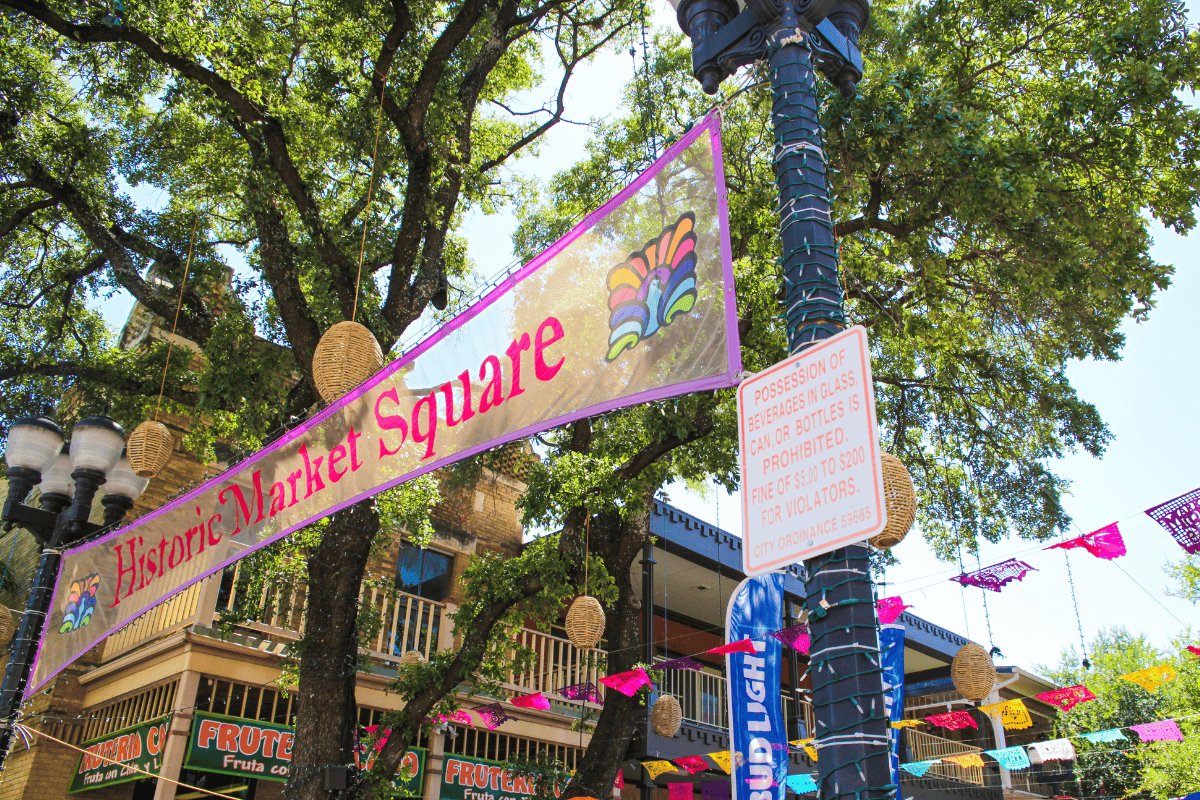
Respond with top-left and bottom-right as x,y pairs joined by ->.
31,112 -> 740,694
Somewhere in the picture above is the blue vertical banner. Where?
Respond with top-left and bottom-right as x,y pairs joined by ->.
879,623 -> 906,789
726,573 -> 787,800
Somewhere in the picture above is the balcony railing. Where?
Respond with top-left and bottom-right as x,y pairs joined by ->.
505,628 -> 605,714
655,660 -> 728,728
904,728 -> 985,785
653,658 -> 814,735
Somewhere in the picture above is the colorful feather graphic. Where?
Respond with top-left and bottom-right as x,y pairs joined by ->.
606,212 -> 699,361
59,574 -> 101,634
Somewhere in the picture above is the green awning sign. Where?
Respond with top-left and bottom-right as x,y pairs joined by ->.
69,715 -> 171,792
441,754 -> 564,800
185,711 -> 424,792
185,712 -> 296,782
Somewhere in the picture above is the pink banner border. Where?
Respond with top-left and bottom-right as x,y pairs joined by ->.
29,113 -> 740,695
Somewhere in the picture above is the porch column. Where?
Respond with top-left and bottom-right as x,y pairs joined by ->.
983,690 -> 1011,790
153,670 -> 201,800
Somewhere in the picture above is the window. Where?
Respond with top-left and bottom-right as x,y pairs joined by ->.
395,544 -> 453,601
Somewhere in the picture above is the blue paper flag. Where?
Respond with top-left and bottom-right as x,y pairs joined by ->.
784,774 -> 817,794
1081,728 -> 1127,744
984,746 -> 1031,771
899,760 -> 937,777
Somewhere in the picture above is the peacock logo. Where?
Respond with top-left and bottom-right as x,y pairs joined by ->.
59,574 -> 101,633
605,212 -> 699,361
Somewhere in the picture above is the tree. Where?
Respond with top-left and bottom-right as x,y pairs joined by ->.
1166,554 -> 1200,604
1044,627 -> 1200,799
0,0 -> 640,794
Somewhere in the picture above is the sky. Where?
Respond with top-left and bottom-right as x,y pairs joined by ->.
92,1 -> 1197,679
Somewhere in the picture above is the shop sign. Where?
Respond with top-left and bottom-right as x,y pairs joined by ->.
69,715 -> 171,793
441,753 -> 564,800
184,711 -> 424,792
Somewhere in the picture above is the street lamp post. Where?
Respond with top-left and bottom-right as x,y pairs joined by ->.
0,414 -> 146,772
667,1 -> 894,798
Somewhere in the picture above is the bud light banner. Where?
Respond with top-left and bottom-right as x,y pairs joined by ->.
30,113 -> 741,694
879,623 -> 905,790
726,573 -> 787,800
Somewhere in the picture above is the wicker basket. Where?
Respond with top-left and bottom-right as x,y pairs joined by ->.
127,420 -> 174,478
312,321 -> 385,403
951,643 -> 996,702
869,452 -> 917,550
399,650 -> 425,668
565,595 -> 605,650
651,695 -> 682,738
0,605 -> 15,650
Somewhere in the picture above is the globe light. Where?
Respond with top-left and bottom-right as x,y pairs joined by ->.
100,454 -> 149,528
68,416 -> 126,475
5,416 -> 65,475
103,455 -> 149,502
37,445 -> 75,499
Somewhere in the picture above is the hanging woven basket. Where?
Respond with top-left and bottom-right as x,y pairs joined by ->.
650,694 -> 682,738
0,605 -> 15,650
399,650 -> 425,668
312,321 -> 385,403
869,452 -> 917,550
565,595 -> 605,650
951,643 -> 996,702
126,420 -> 174,479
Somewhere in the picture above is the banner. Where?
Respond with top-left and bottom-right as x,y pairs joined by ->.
725,573 -> 786,800
879,623 -> 905,790
441,753 -> 564,800
30,113 -> 740,694
69,716 -> 170,792
184,711 -> 425,790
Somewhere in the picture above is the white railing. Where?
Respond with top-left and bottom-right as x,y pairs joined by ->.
216,565 -> 444,663
653,659 -> 815,734
104,581 -> 205,659
904,728 -> 985,785
360,584 -> 443,661
655,660 -> 728,728
505,628 -> 605,713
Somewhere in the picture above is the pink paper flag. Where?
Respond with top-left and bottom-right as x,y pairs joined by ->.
876,596 -> 910,625
669,783 -> 692,800
673,756 -> 710,775
707,639 -> 758,656
600,667 -> 652,697
615,771 -> 624,790
1187,645 -> 1200,659
1132,720 -> 1184,742
768,624 -> 810,654
511,692 -> 552,710
1045,523 -> 1126,560
1035,685 -> 1096,712
925,711 -> 977,730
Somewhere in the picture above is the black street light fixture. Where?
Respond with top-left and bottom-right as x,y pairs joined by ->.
0,414 -> 147,771
667,0 -> 893,798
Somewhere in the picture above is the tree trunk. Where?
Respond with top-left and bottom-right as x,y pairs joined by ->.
286,499 -> 380,800
563,502 -> 653,799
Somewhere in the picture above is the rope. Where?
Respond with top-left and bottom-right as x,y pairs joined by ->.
153,212 -> 199,422
352,70 -> 390,322
1059,528 -> 1088,665
13,723 -> 237,798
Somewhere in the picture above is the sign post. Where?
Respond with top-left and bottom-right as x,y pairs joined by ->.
737,325 -> 886,575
